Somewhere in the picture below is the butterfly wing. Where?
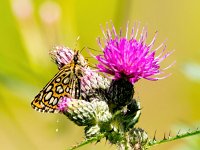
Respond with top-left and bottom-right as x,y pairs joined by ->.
31,64 -> 81,113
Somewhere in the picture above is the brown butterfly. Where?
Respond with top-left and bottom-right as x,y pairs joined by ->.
31,49 -> 88,113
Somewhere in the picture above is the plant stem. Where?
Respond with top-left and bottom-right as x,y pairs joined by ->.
145,128 -> 200,149
67,133 -> 105,150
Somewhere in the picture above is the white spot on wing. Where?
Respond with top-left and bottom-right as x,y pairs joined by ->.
56,85 -> 63,94
56,77 -> 61,82
49,97 -> 54,104
53,98 -> 58,105
63,77 -> 69,84
46,85 -> 52,92
45,92 -> 52,100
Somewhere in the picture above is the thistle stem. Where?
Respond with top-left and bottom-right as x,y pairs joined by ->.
145,129 -> 200,149
67,133 -> 105,150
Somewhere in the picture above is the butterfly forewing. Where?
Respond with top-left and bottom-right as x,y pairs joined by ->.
31,64 -> 81,113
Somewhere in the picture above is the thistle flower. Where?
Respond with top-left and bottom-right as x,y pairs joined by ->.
58,97 -> 96,126
80,68 -> 110,102
58,96 -> 112,129
128,128 -> 148,148
96,23 -> 173,84
57,97 -> 72,112
50,46 -> 74,69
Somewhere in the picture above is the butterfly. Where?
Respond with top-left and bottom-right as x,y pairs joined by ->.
31,49 -> 88,113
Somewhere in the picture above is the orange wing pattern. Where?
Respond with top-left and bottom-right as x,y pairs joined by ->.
31,64 -> 81,113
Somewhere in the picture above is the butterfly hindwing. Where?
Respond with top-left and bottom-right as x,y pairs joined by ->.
31,64 -> 81,113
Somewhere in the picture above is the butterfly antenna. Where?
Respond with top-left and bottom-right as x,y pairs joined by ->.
73,36 -> 80,51
87,47 -> 102,53
85,56 -> 94,59
80,46 -> 85,53
88,62 -> 97,69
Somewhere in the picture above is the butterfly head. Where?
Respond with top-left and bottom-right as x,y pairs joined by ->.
73,50 -> 88,68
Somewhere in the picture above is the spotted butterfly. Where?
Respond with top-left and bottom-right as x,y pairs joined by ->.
31,49 -> 88,113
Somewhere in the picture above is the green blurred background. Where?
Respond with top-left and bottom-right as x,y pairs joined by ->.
0,0 -> 200,149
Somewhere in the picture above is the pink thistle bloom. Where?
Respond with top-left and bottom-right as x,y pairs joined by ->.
80,68 -> 110,100
50,46 -> 74,69
96,23 -> 174,84
57,97 -> 72,112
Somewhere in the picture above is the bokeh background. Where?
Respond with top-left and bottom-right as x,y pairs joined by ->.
0,0 -> 200,150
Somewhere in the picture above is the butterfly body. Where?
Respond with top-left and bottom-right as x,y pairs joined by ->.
31,50 -> 87,113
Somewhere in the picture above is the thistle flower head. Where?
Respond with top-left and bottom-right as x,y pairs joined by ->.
57,97 -> 72,112
58,96 -> 112,127
50,46 -> 74,69
96,23 -> 173,84
80,68 -> 111,101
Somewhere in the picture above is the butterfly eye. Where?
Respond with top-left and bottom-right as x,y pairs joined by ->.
74,55 -> 78,62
